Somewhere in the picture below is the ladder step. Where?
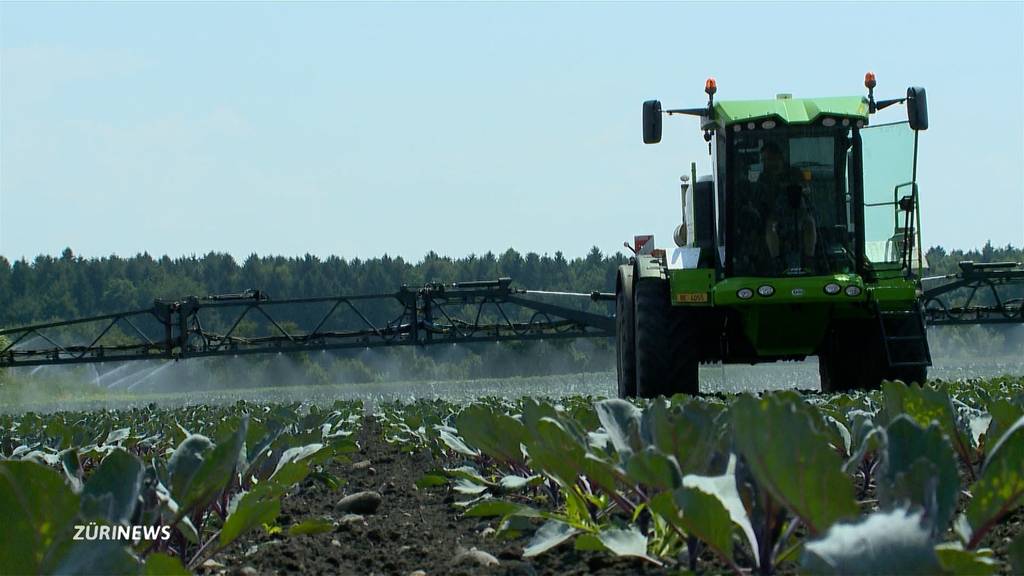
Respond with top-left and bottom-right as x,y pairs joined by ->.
874,300 -> 933,370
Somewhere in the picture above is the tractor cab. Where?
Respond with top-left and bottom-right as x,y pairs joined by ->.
721,100 -> 928,282
718,99 -> 863,279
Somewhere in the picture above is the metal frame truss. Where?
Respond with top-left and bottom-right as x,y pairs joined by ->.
1,278 -> 614,368
4,261 -> 1022,369
922,262 -> 1024,326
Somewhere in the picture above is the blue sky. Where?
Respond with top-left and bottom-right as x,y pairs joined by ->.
1,1 -> 1021,262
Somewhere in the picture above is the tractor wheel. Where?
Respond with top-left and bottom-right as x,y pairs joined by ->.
634,276 -> 699,398
818,321 -> 883,393
615,266 -> 637,398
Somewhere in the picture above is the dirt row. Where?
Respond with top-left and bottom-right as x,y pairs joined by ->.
213,418 -> 670,576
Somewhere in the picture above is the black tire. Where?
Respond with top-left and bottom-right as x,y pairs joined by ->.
818,321 -> 883,393
634,276 -> 699,398
616,267 -> 637,398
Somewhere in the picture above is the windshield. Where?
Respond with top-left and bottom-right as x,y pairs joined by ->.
725,124 -> 856,277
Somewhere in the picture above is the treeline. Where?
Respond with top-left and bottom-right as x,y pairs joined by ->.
3,242 -> 1021,327
925,243 -> 1024,276
0,247 -> 626,327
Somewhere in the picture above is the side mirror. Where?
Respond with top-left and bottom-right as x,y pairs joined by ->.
906,87 -> 928,131
673,223 -> 688,247
643,100 -> 662,144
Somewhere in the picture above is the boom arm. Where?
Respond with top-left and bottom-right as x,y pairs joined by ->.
0,278 -> 613,368
3,263 -> 1022,369
922,262 -> 1024,325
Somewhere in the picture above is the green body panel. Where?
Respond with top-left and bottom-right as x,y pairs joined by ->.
866,277 -> 918,310
713,96 -> 869,127
665,272 -> 919,357
668,268 -> 715,306
714,275 -> 867,356
735,304 -> 832,356
713,275 -> 865,306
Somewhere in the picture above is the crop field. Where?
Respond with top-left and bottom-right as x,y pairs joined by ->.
3,1 -> 1022,574
2,374 -> 1023,575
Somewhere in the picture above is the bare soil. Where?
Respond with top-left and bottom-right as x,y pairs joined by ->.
213,419 -> 674,576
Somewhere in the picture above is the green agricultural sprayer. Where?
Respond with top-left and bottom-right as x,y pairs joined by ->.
2,74 -> 1022,396
618,73 -> 1019,397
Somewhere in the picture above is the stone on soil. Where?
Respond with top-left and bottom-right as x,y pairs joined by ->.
335,491 -> 382,514
451,548 -> 500,567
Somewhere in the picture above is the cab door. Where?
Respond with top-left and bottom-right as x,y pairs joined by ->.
859,120 -> 923,274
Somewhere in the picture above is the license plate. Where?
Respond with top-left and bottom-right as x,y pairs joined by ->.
676,292 -> 708,303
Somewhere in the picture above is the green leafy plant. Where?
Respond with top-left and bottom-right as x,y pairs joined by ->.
0,399 -> 362,571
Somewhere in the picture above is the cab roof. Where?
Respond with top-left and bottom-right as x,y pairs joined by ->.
713,95 -> 869,126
